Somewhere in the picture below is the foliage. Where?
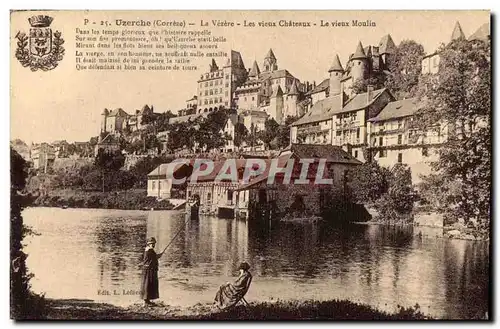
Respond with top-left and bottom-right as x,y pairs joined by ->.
415,38 -> 491,226
375,164 -> 417,222
32,189 -> 174,211
245,123 -> 259,149
258,118 -> 280,150
94,149 -> 125,171
233,122 -> 248,147
384,40 -> 425,99
347,162 -> 391,204
194,110 -> 229,151
277,116 -> 298,149
167,121 -> 196,151
11,148 -> 46,319
350,74 -> 385,95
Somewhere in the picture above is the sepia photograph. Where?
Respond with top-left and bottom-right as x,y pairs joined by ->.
9,10 -> 491,320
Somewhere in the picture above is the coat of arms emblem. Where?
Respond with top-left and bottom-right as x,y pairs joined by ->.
15,15 -> 64,71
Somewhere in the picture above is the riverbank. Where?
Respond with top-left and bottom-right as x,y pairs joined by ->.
30,188 -> 174,211
42,298 -> 432,320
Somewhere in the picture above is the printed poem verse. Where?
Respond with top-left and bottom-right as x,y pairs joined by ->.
75,20 -> 228,71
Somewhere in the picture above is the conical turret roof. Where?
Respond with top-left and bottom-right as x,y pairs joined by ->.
451,21 -> 466,41
265,48 -> 276,59
249,60 -> 260,77
328,54 -> 344,72
352,41 -> 367,60
379,34 -> 396,54
271,85 -> 283,98
288,80 -> 299,95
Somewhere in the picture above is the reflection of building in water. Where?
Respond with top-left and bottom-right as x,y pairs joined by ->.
146,213 -> 250,276
95,214 -> 147,287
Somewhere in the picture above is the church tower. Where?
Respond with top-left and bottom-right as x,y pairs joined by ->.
285,80 -> 300,118
263,48 -> 278,72
328,54 -> 344,97
269,85 -> 284,123
350,42 -> 368,83
101,108 -> 109,133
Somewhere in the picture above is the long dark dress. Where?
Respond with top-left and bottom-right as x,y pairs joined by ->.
140,248 -> 159,300
214,270 -> 252,308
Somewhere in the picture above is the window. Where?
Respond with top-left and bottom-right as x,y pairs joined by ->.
398,135 -> 402,145
152,181 -> 156,189
228,190 -> 233,201
422,147 -> 428,157
210,81 -> 213,87
379,150 -> 386,158
210,90 -> 213,95
225,82 -> 229,87
226,74 -> 229,79
204,82 -> 208,87
398,153 -> 403,163
356,128 -> 360,139
379,136 -> 383,146
207,192 -> 212,202
158,181 -> 161,190
252,96 -> 255,101
204,90 -> 208,96
354,150 -> 358,158
398,120 -> 402,129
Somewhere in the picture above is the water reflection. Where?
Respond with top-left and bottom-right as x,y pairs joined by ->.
23,208 -> 489,319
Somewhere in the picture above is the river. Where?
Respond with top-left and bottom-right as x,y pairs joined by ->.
23,207 -> 489,319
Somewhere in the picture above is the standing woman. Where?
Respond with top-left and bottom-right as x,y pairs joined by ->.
140,237 -> 164,306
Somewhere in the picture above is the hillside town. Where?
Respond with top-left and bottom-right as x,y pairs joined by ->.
12,21 -> 490,223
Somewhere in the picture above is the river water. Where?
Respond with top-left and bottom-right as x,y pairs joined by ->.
23,207 -> 490,319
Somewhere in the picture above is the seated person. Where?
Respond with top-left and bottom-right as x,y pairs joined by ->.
214,262 -> 252,309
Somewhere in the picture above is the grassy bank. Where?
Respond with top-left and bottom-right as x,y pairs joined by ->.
40,298 -> 432,320
30,189 -> 174,211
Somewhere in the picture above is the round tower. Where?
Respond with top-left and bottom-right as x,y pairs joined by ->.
328,54 -> 344,97
101,108 -> 109,133
350,41 -> 368,83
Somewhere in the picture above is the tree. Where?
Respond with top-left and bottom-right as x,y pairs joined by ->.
376,164 -> 417,221
258,118 -> 280,150
385,40 -> 425,99
194,110 -> 229,151
11,148 -> 44,319
351,75 -> 386,95
245,123 -> 259,150
94,149 -> 125,192
347,161 -> 391,204
233,122 -> 248,148
415,38 -> 491,226
277,116 -> 298,149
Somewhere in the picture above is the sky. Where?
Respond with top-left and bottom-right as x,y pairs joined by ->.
10,10 -> 489,144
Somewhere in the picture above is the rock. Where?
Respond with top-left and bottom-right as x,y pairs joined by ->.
464,234 -> 475,240
447,229 -> 461,237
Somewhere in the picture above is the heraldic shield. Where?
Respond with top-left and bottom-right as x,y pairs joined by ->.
15,14 -> 64,71
29,27 -> 52,57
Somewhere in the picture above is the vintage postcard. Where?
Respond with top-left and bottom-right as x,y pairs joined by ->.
10,10 -> 491,320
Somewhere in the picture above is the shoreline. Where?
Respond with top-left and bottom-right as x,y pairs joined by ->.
42,298 -> 434,320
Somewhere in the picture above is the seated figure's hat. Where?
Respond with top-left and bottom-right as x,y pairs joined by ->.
238,261 -> 250,271
147,237 -> 157,245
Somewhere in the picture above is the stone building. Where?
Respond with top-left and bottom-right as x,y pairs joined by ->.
366,98 -> 448,183
100,105 -> 155,134
291,86 -> 394,162
234,49 -> 309,124
30,143 -> 56,173
196,51 -> 248,113
234,144 -> 362,220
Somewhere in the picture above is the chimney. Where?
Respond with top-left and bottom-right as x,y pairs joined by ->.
367,85 -> 374,104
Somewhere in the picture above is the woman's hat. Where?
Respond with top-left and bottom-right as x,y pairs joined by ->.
147,237 -> 156,245
238,261 -> 250,271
